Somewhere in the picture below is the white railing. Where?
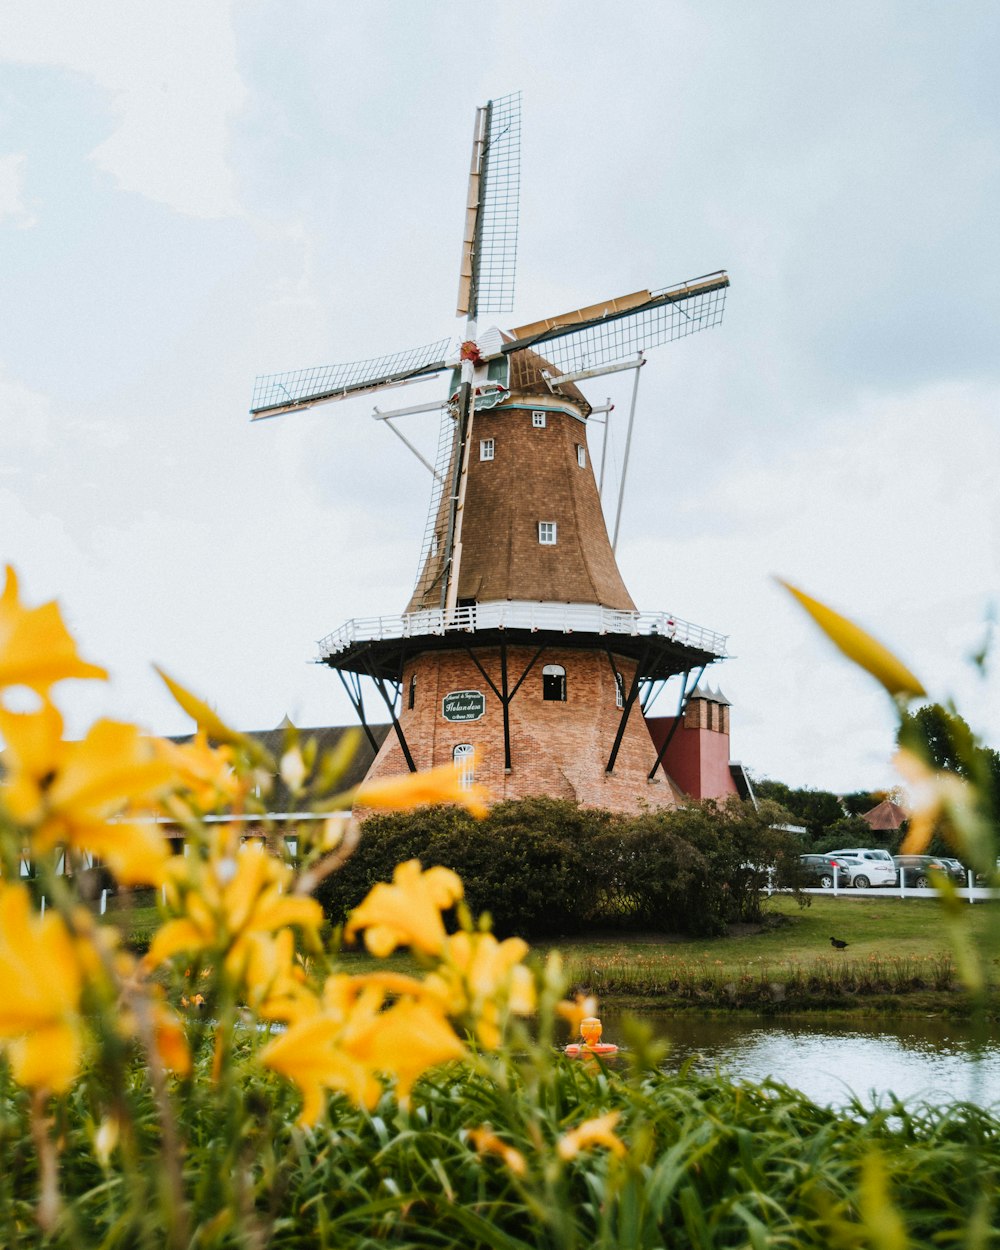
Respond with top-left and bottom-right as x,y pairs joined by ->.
317,600 -> 728,660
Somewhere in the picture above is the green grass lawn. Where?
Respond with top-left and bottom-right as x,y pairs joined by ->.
102,891 -> 1000,1008
540,893 -> 993,971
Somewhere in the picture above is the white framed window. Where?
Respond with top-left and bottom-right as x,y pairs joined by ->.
531,410 -> 547,428
538,521 -> 557,545
453,743 -> 475,789
542,664 -> 567,702
615,671 -> 625,708
576,443 -> 586,468
480,438 -> 494,461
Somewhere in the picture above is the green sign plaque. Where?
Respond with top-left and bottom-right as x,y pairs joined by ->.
442,690 -> 486,722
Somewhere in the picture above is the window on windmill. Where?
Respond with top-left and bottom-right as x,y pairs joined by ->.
480,438 -> 494,461
576,443 -> 586,468
542,663 -> 567,702
531,410 -> 547,428
408,674 -> 416,710
538,521 -> 557,545
453,742 -> 475,789
615,671 -> 625,708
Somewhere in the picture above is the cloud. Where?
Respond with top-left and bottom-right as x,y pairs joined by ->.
0,153 -> 36,227
3,1 -> 246,218
621,378 -> 1000,790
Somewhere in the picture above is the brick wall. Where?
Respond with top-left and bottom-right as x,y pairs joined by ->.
361,643 -> 680,815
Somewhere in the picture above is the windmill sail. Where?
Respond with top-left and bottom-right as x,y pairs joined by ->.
250,338 -> 452,419
457,91 -> 521,319
504,272 -> 729,378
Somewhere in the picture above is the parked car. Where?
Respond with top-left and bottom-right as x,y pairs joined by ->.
938,858 -> 970,884
826,848 -> 896,889
893,854 -> 963,887
797,854 -> 850,888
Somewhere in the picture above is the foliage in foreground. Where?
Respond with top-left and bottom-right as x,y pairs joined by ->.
1,1038 -> 999,1250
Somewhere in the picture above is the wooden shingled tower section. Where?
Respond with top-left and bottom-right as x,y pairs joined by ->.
250,93 -> 731,814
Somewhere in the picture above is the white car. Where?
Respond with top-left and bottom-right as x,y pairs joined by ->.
827,848 -> 896,889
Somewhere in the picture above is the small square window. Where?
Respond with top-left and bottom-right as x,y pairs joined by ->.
576,443 -> 586,468
531,410 -> 547,428
480,438 -> 494,461
538,521 -> 557,545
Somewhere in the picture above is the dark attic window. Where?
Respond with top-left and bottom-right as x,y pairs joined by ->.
408,674 -> 416,709
542,663 -> 566,702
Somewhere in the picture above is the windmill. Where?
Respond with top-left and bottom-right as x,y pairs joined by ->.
251,92 -> 732,812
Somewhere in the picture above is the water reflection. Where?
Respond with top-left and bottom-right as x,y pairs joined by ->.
599,1008 -> 1000,1109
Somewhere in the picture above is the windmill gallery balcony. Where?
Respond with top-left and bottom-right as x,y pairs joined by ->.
317,601 -> 728,665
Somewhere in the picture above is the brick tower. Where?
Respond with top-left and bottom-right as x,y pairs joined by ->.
250,93 -> 731,813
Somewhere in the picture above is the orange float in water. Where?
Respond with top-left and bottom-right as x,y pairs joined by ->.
564,1015 -> 618,1056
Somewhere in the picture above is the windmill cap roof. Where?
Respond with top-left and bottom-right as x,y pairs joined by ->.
500,337 -> 591,416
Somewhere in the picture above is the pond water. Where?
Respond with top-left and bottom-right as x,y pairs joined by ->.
597,1008 -> 1000,1110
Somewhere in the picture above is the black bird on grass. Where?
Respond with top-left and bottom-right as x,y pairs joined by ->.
829,937 -> 849,950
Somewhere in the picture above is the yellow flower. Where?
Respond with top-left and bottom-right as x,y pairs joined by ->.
147,844 -> 323,978
0,883 -> 85,1092
261,975 -> 465,1124
0,702 -> 173,885
467,1126 -> 527,1176
430,931 -> 535,1048
0,566 -> 107,696
894,748 -> 976,854
345,859 -> 464,958
557,1111 -> 626,1160
777,580 -> 926,700
355,756 -> 490,818
557,992 -> 600,1038
154,730 -> 240,811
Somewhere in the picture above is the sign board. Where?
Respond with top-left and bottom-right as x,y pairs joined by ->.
442,690 -> 485,722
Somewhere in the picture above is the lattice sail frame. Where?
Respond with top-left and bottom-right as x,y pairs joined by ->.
505,275 -> 728,377
251,338 -> 451,417
458,91 -> 521,320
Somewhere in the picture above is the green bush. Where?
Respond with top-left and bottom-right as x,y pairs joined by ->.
318,796 -> 803,939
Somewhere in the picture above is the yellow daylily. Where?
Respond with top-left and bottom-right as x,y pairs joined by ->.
429,931 -> 536,1048
355,756 -> 490,818
467,1126 -> 527,1176
261,976 -> 465,1124
0,883 -> 85,1092
154,730 -> 241,812
557,1110 -> 627,1160
344,859 -> 464,957
557,992 -> 600,1039
777,580 -> 926,700
0,702 -> 173,884
894,748 -> 977,854
155,667 -> 259,755
0,566 -> 107,696
147,844 -> 323,977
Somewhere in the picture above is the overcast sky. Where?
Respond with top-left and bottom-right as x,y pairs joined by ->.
3,1 -> 998,795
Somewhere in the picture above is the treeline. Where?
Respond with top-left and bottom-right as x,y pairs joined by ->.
753,703 -> 1000,857
316,796 -> 801,940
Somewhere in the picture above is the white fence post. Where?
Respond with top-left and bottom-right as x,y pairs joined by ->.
899,867 -> 906,899
968,868 -> 975,903
100,888 -> 107,916
40,895 -> 46,915
833,866 -> 840,896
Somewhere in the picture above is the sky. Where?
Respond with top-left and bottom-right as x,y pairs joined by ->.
2,1 -> 998,795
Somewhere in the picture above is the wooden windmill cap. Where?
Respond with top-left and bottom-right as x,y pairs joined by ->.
502,339 -> 592,418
